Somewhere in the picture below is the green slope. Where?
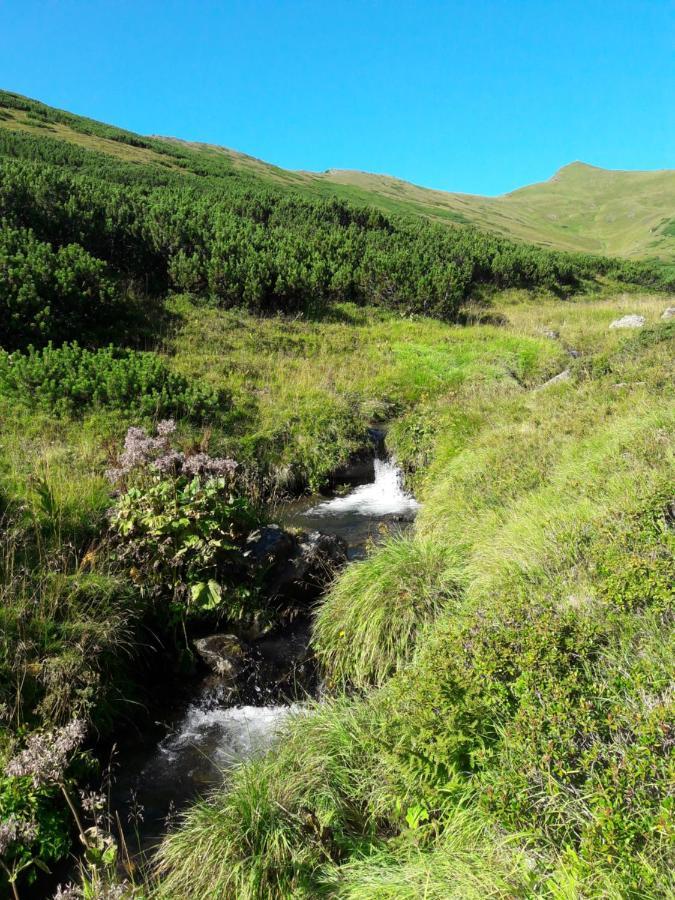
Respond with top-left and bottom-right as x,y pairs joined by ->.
1,89 -> 673,262
311,162 -> 675,262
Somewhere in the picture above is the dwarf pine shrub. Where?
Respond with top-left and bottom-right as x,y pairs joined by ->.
0,342 -> 226,422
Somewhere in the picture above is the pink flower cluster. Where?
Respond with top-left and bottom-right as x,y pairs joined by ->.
0,815 -> 37,855
106,420 -> 237,483
5,719 -> 86,788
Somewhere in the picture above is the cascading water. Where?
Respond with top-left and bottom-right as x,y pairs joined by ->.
280,455 -> 420,559
307,457 -> 420,518
112,453 -> 418,850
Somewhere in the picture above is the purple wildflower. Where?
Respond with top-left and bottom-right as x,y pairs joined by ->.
181,452 -> 211,477
79,790 -> 105,815
107,421 -> 239,485
5,719 -> 87,788
182,453 -> 237,478
153,450 -> 185,474
0,815 -> 38,855
156,418 -> 176,437
206,457 -> 238,477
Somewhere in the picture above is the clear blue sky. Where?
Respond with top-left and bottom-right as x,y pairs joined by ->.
1,0 -> 673,195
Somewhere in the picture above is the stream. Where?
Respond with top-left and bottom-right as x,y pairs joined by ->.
110,454 -> 419,853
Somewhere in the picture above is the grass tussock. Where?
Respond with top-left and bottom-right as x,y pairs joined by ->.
155,698 -> 393,899
322,805 -> 532,899
313,536 -> 462,690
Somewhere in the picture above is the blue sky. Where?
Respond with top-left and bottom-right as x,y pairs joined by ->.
1,0 -> 673,194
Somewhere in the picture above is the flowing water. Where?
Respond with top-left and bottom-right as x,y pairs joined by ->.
280,457 -> 420,559
111,455 -> 418,850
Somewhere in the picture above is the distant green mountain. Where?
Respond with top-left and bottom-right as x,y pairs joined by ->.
315,162 -> 675,262
1,89 -> 673,263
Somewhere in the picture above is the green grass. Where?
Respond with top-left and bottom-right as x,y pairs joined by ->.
320,163 -> 675,262
166,294 -> 563,491
0,283 -> 672,898
156,290 -> 674,898
313,535 -> 462,691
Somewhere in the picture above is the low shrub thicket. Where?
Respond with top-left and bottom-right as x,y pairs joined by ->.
1,92 -> 671,351
0,342 -> 226,422
0,224 -> 121,350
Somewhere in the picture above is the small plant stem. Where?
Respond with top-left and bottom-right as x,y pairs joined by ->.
0,860 -> 20,900
60,782 -> 89,848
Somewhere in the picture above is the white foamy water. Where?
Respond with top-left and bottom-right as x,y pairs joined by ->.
157,703 -> 293,769
308,458 -> 420,518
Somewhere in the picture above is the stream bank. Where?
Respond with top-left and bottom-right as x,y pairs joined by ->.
109,449 -> 419,854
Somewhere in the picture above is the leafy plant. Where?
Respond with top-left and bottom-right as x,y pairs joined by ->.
108,423 -> 258,623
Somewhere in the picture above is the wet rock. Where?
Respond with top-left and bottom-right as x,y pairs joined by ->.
245,524 -> 297,569
328,455 -> 375,487
246,524 -> 347,603
324,429 -> 386,489
609,314 -> 645,329
661,307 -> 675,320
386,510 -> 417,523
193,634 -> 247,678
296,531 -> 348,585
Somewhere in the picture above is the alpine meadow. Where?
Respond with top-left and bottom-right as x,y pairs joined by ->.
0,86 -> 673,900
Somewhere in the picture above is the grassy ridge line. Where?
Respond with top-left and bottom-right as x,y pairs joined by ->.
157,292 -> 674,898
318,163 -> 675,262
1,89 -> 673,262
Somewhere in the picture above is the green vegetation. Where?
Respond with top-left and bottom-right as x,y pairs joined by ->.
0,343 -> 225,421
158,295 -> 674,899
1,91 -> 673,266
0,223 -> 121,349
0,89 -> 672,899
0,89 -> 671,357
318,163 -> 675,265
108,421 -> 259,625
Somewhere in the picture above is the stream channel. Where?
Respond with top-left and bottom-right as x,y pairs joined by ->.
110,451 -> 419,854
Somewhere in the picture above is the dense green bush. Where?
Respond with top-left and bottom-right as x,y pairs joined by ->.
0,92 -> 669,347
0,224 -> 120,350
108,423 -> 259,624
0,342 -> 226,422
111,476 -> 258,623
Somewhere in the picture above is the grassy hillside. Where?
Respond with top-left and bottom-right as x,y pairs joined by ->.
157,291 -> 674,899
0,88 -> 672,900
316,163 -> 675,262
1,89 -> 673,264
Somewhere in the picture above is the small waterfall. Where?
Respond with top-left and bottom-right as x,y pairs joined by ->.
307,457 -> 420,518
156,701 -> 294,771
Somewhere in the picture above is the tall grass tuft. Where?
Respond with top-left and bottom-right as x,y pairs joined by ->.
313,536 -> 462,690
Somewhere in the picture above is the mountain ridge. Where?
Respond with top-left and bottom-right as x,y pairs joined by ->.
1,88 -> 673,262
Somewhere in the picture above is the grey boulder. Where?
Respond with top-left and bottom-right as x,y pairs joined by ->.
609,315 -> 645,329
193,633 -> 247,677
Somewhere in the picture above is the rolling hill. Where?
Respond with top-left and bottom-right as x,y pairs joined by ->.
1,89 -> 673,263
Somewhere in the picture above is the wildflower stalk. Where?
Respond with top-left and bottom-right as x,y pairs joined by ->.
60,783 -> 89,849
0,858 -> 21,900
